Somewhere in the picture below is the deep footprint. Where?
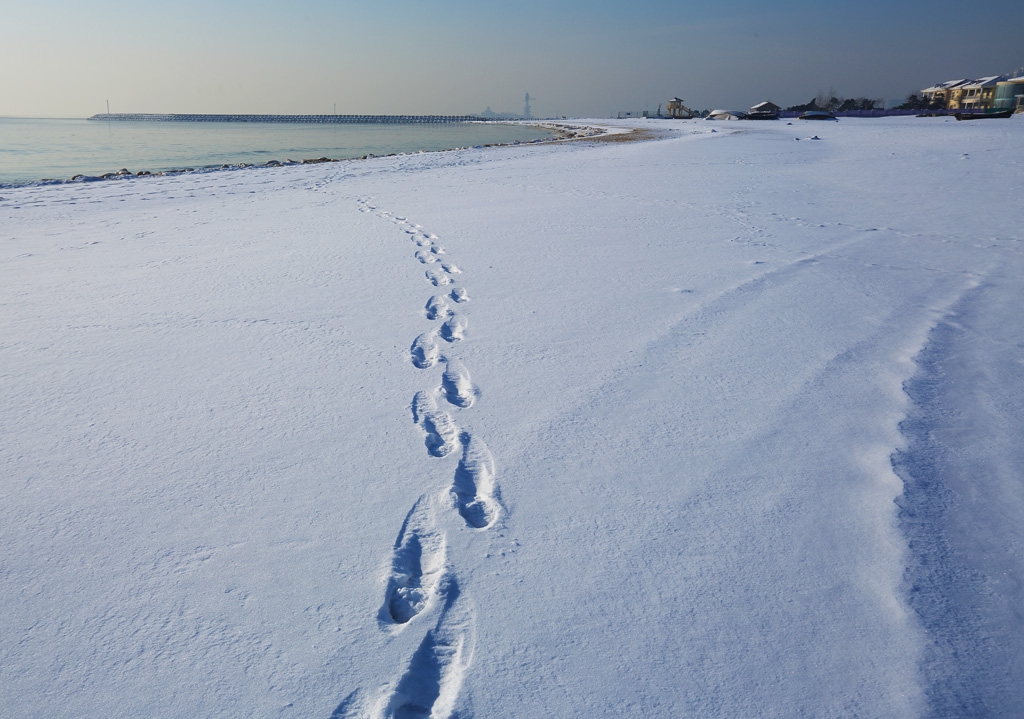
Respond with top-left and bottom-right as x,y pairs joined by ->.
425,295 -> 451,321
412,390 -> 460,458
452,434 -> 502,529
410,332 -> 440,369
449,287 -> 469,303
415,250 -> 437,264
426,268 -> 452,287
380,497 -> 448,627
378,580 -> 474,719
441,359 -> 475,408
440,315 -> 467,342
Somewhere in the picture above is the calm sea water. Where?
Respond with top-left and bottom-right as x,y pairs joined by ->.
0,118 -> 554,186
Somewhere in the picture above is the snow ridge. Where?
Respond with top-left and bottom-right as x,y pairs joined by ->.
333,198 -> 503,717
893,278 -> 1024,716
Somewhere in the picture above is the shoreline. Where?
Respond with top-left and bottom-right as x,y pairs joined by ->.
0,121 -> 606,190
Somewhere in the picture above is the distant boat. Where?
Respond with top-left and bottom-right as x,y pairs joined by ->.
798,111 -> 837,121
954,110 -> 1014,120
706,109 -> 748,121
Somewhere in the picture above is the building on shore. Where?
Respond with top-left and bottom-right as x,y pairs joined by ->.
957,76 -> 1005,109
993,77 -> 1024,112
666,97 -> 695,119
920,75 -> 1024,111
748,101 -> 781,119
921,79 -> 971,108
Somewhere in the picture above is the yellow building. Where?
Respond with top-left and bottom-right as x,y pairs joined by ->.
921,79 -> 970,108
666,97 -> 695,119
957,76 -> 1004,109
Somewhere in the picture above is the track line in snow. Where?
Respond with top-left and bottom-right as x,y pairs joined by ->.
345,199 -> 498,718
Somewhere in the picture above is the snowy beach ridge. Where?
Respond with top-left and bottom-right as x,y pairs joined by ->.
2,116 -> 1022,717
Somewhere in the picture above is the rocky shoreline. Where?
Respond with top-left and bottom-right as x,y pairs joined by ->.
15,122 -> 604,188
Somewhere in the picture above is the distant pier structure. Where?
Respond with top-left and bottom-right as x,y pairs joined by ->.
89,113 -> 485,124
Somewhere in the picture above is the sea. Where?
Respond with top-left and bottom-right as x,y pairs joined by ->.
0,117 -> 555,187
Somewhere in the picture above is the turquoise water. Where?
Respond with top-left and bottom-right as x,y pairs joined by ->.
0,118 -> 554,186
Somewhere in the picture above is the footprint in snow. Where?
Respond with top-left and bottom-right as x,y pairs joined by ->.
452,434 -> 502,529
412,390 -> 460,458
372,580 -> 474,719
426,295 -> 452,321
449,287 -> 470,303
426,268 -> 452,287
415,249 -> 437,264
440,315 -> 467,342
411,332 -> 440,369
379,497 -> 449,628
441,359 -> 476,408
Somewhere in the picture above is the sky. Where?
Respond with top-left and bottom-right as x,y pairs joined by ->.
1,0 -> 1022,118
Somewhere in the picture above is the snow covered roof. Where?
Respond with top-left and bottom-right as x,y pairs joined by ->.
707,109 -> 748,120
922,79 -> 971,93
750,101 -> 780,111
962,76 -> 1005,89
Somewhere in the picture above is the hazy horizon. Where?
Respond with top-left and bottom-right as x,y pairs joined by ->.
3,0 -> 1022,118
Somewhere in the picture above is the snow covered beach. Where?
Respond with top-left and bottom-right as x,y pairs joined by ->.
2,116 -> 1023,718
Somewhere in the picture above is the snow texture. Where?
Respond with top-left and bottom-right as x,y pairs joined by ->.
2,116 -> 1023,718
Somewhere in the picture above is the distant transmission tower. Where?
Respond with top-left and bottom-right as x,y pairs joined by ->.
524,93 -> 533,118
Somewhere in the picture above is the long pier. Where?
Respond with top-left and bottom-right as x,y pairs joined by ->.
89,113 -> 485,124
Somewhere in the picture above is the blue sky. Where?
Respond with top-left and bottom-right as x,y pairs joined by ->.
2,0 -> 1021,117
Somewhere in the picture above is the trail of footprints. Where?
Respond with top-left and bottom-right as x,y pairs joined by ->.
335,198 -> 504,719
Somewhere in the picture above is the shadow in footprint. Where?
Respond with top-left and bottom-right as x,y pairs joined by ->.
330,689 -> 366,719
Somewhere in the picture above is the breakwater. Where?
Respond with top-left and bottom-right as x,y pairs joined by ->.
89,113 -> 485,124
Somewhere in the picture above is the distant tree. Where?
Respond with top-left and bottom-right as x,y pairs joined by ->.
895,93 -> 928,110
786,98 -> 819,112
838,98 -> 859,112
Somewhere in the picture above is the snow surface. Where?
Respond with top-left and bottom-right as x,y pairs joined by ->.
2,116 -> 1023,718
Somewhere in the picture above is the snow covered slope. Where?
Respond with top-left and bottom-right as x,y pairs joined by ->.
2,117 -> 1022,718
